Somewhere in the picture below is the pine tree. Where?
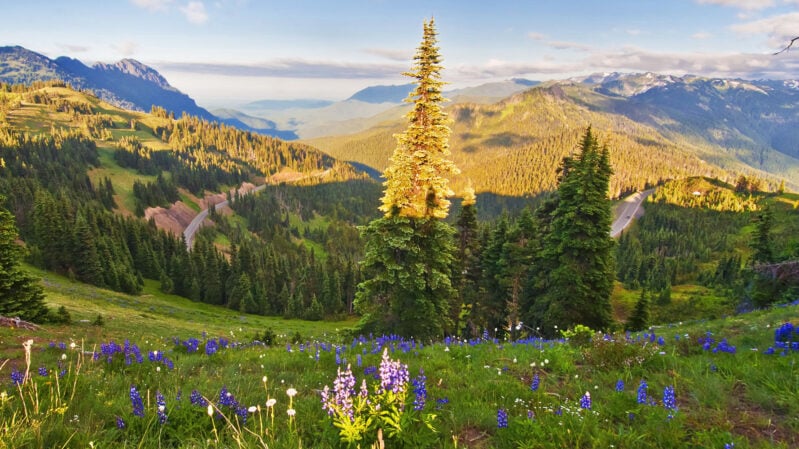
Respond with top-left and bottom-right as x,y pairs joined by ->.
751,205 -> 774,264
355,19 -> 459,339
0,200 -> 48,322
453,188 -> 481,337
379,18 -> 459,219
528,128 -> 615,335
626,288 -> 650,332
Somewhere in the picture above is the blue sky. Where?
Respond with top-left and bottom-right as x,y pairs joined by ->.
2,0 -> 797,107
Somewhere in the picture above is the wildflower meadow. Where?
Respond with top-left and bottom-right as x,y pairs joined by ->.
1,300 -> 798,448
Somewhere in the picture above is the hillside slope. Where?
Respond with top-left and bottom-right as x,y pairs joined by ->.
308,74 -> 799,199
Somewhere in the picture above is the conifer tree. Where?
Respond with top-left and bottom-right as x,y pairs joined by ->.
626,288 -> 650,332
751,205 -> 774,264
379,18 -> 459,219
355,19 -> 459,339
0,200 -> 48,322
453,188 -> 482,336
527,128 -> 615,335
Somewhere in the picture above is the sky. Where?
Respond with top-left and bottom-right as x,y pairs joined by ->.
2,0 -> 798,108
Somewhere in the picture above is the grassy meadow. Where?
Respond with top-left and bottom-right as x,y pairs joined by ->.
1,266 -> 798,448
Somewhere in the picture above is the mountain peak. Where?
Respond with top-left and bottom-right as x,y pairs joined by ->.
0,45 -> 211,120
346,84 -> 415,103
93,58 -> 172,89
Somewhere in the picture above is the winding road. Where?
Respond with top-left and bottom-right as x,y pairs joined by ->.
610,189 -> 654,238
184,185 -> 654,249
183,184 -> 267,249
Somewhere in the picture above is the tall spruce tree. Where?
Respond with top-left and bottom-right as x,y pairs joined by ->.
355,19 -> 459,339
526,128 -> 615,336
453,187 -> 482,337
0,200 -> 48,322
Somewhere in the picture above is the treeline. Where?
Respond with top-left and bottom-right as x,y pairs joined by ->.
197,181 -> 383,319
157,111 -> 362,182
311,86 -> 723,216
115,135 -> 249,198
615,177 -> 799,312
0,127 -> 183,294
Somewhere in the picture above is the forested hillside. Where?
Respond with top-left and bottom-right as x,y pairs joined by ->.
0,81 -> 369,317
309,74 -> 799,200
308,85 -> 725,200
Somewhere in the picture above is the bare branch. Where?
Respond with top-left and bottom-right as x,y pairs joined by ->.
774,36 -> 799,55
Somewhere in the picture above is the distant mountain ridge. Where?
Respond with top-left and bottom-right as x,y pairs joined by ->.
0,45 -> 215,120
0,45 -> 302,138
308,71 -> 799,199
240,78 -> 540,139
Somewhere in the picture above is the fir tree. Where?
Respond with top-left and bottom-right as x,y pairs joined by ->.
355,19 -> 459,339
453,187 -> 482,337
751,205 -> 774,264
0,200 -> 48,322
379,18 -> 459,219
527,128 -> 615,335
626,288 -> 650,332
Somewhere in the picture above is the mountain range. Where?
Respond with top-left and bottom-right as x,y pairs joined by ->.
0,45 -> 295,138
308,72 -> 799,197
2,45 -> 797,193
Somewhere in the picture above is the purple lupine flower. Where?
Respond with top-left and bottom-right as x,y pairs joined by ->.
130,386 -> 145,417
637,380 -> 648,405
356,353 -> 362,368
219,386 -> 238,408
412,369 -> 427,411
615,379 -> 625,392
663,385 -> 677,411
205,339 -> 218,356
38,366 -> 48,377
156,390 -> 167,424
327,364 -> 356,421
579,392 -> 591,410
190,389 -> 208,407
116,416 -> 126,429
10,369 -> 24,385
724,443 -> 734,449
236,406 -> 248,425
378,348 -> 409,394
497,408 -> 508,428
530,373 -> 540,391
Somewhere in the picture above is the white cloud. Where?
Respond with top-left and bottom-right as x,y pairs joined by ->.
449,46 -> 797,82
731,12 -> 799,48
180,1 -> 209,24
692,32 -> 713,39
363,48 -> 413,62
58,44 -> 90,53
113,40 -> 139,56
695,0 -> 775,10
158,58 -> 404,79
131,0 -> 173,11
546,40 -> 593,52
527,32 -> 547,41
626,29 -> 642,36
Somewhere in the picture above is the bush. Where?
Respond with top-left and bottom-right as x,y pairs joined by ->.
583,334 -> 658,369
561,324 -> 594,347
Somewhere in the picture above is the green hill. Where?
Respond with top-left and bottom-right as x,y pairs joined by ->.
0,81 -> 370,320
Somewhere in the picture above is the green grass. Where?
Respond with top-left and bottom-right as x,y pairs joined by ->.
2,267 -> 798,448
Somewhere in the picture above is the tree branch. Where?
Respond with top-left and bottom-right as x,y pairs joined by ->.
774,36 -> 799,55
